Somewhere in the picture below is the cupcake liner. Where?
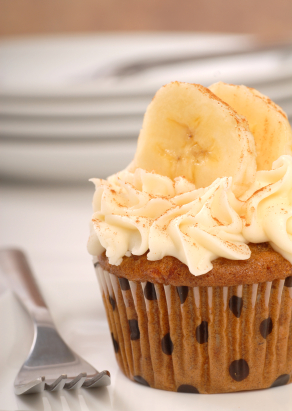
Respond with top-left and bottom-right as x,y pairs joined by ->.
95,262 -> 292,394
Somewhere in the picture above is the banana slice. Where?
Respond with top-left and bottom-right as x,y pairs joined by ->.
209,82 -> 292,171
134,81 -> 257,197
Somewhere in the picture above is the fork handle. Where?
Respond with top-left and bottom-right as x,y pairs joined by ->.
0,249 -> 46,310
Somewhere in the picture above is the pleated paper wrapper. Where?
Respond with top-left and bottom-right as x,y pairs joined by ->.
94,262 -> 292,394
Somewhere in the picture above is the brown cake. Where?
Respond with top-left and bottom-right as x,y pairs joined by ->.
88,82 -> 292,393
94,244 -> 292,393
98,243 -> 292,287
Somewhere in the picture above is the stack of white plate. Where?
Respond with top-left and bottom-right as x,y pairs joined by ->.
0,33 -> 291,183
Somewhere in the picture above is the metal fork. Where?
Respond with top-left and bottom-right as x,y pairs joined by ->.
92,41 -> 292,79
0,248 -> 111,395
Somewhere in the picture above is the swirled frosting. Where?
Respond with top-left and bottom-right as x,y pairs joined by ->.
88,155 -> 292,275
240,155 -> 292,264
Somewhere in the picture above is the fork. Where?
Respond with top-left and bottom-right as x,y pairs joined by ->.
92,40 -> 292,78
0,248 -> 111,395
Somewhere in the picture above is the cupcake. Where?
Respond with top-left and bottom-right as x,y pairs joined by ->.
88,81 -> 292,394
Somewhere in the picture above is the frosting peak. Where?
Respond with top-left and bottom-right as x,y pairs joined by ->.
240,155 -> 292,264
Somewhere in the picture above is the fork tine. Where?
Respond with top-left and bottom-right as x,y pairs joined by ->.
64,373 -> 87,390
45,374 -> 67,392
82,370 -> 111,388
14,376 -> 45,395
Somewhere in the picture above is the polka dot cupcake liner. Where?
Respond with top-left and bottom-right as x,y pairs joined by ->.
95,262 -> 292,394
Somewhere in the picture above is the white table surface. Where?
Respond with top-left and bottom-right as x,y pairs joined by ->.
1,182 -> 292,411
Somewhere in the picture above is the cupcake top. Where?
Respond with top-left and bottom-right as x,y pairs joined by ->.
88,82 -> 292,277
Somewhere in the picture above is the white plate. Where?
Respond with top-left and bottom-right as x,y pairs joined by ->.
0,33 -> 253,95
1,46 -> 291,99
1,183 -> 292,411
0,139 -> 136,182
0,97 -> 151,117
0,116 -> 143,139
1,79 -> 291,119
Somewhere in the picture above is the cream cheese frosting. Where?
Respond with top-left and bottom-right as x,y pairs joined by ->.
88,155 -> 292,275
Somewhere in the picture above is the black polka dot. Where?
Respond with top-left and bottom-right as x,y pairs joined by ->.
260,317 -> 273,339
229,295 -> 243,318
229,359 -> 249,382
129,319 -> 140,340
111,333 -> 119,353
196,321 -> 208,344
144,282 -> 157,300
271,374 -> 290,388
119,277 -> 130,291
109,295 -> 116,310
134,375 -> 150,386
284,276 -> 292,287
161,332 -> 174,355
176,286 -> 189,304
93,261 -> 99,268
177,384 -> 199,393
